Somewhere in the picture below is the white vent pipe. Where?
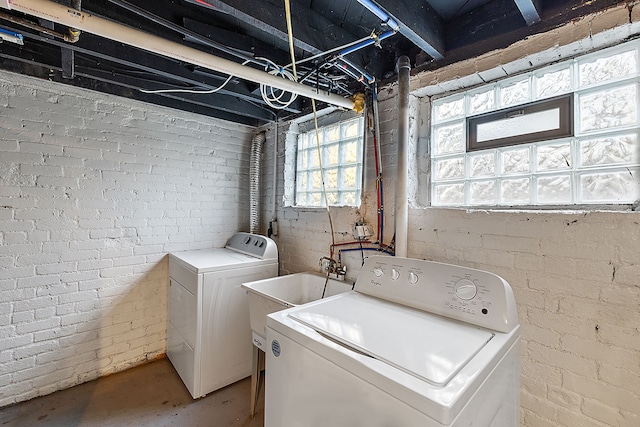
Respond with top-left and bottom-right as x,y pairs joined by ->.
249,131 -> 265,234
395,56 -> 410,258
3,0 -> 355,111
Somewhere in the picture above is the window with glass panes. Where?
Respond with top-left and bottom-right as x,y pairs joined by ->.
295,117 -> 364,207
430,41 -> 640,207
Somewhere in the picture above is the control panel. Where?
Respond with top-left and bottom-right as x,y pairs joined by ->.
354,256 -> 518,333
226,232 -> 278,259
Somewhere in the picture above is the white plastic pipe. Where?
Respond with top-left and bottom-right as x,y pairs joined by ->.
5,0 -> 355,111
395,56 -> 410,258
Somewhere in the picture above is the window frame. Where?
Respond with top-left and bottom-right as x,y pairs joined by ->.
428,41 -> 640,208
467,94 -> 574,151
294,116 -> 364,208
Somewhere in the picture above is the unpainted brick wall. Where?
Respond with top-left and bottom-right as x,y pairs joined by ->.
0,71 -> 254,406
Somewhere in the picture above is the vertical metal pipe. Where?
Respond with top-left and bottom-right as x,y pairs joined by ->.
395,56 -> 410,258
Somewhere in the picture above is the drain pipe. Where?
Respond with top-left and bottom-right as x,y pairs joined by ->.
1,0 -> 355,111
395,56 -> 410,258
250,131 -> 266,234
268,122 -> 278,237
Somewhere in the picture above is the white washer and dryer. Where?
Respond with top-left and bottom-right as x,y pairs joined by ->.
265,256 -> 520,427
167,232 -> 277,399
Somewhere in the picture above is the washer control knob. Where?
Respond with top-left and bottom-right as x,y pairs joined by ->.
373,267 -> 384,277
408,272 -> 419,285
454,279 -> 477,300
390,269 -> 400,281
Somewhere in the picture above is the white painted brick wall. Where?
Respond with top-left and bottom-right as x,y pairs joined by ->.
263,6 -> 640,426
0,71 -> 255,407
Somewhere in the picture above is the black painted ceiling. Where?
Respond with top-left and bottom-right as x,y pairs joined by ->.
0,0 -> 625,126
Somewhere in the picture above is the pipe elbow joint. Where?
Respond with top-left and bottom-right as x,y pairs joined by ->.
66,28 -> 81,43
397,56 -> 411,71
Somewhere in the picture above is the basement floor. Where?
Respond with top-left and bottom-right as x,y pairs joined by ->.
0,357 -> 264,427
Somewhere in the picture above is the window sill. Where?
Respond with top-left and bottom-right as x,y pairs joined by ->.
423,203 -> 639,213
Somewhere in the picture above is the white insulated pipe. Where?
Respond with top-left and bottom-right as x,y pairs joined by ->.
395,56 -> 410,258
4,0 -> 355,111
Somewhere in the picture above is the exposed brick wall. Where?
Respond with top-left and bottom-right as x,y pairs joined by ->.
0,71 -> 255,406
409,209 -> 640,426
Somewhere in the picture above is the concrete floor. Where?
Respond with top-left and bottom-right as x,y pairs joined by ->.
0,357 -> 264,427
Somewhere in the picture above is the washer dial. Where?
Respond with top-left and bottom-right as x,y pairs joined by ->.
408,272 -> 419,285
454,279 -> 477,300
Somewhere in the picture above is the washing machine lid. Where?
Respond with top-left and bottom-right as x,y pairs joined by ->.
288,293 -> 494,387
170,248 -> 274,274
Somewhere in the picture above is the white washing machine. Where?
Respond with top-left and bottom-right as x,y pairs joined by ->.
265,256 -> 520,427
167,232 -> 278,399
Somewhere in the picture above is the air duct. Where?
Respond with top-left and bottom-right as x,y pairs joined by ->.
250,131 -> 266,234
1,0 -> 355,111
395,56 -> 410,258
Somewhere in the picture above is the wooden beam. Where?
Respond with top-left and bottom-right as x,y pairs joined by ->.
182,18 -> 291,67
182,0 -> 359,56
418,0 -> 623,75
0,45 -> 267,125
514,0 -> 542,26
360,0 -> 445,60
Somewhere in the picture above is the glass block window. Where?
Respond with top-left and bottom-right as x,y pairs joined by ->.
430,42 -> 640,207
295,117 -> 364,207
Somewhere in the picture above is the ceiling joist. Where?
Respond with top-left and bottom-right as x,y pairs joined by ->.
0,0 -> 624,125
513,0 -> 542,26
359,0 -> 445,60
182,0 -> 359,57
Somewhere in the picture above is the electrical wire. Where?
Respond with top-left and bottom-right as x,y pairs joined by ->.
284,0 -> 298,80
312,98 -> 337,258
140,60 -> 250,94
282,0 -> 335,251
250,0 -> 301,110
257,57 -> 299,110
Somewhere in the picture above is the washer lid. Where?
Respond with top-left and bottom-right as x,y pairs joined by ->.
169,248 -> 274,273
288,293 -> 494,387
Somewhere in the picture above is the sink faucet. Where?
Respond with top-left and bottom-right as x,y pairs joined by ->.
319,256 -> 337,272
319,257 -> 346,280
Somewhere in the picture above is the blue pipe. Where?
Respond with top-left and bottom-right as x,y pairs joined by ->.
338,246 -> 395,259
331,62 -> 365,86
339,57 -> 374,84
356,0 -> 399,31
340,30 -> 395,57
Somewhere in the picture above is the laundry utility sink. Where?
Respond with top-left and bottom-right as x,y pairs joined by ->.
242,272 -> 353,350
242,271 -> 353,417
